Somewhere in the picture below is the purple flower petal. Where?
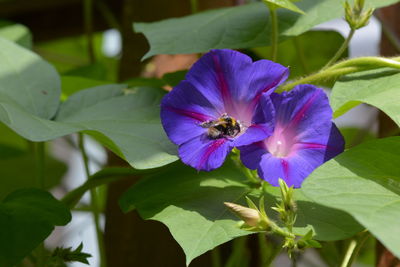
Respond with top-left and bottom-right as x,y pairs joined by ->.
233,93 -> 275,147
185,49 -> 289,124
161,49 -> 288,171
161,81 -> 219,145
178,135 -> 232,171
240,85 -> 344,188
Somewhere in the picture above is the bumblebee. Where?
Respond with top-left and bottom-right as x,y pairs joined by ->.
201,114 -> 241,139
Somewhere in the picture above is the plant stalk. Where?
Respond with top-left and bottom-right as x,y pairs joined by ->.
84,0 -> 95,63
78,133 -> 107,267
281,56 -> 400,91
62,167 -> 159,208
35,142 -> 46,267
269,5 -> 279,61
35,142 -> 45,189
259,235 -> 282,267
190,0 -> 199,14
340,231 -> 370,267
323,28 -> 356,69
211,246 -> 222,267
293,36 -> 309,74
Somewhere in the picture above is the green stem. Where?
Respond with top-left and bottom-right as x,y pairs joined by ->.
225,237 -> 249,267
95,0 -> 121,32
270,221 -> 296,240
243,167 -> 262,185
35,142 -> 46,267
35,142 -> 45,189
268,5 -> 279,61
340,232 -> 369,267
78,133 -> 107,267
281,56 -> 400,91
231,150 -> 261,185
190,0 -> 199,14
84,0 -> 95,63
62,167 -> 159,208
281,66 -> 362,91
329,56 -> 400,70
291,254 -> 297,267
259,235 -> 282,267
323,28 -> 356,69
293,36 -> 309,74
258,233 -> 268,266
211,246 -> 222,267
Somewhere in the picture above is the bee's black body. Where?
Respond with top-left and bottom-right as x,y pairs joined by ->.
201,114 -> 241,139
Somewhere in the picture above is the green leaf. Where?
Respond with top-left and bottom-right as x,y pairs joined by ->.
119,162 -> 251,265
262,186 -> 362,241
0,188 -> 71,267
0,38 -> 177,169
55,85 -> 177,169
123,77 -> 165,88
0,22 -> 32,48
0,143 -> 24,159
61,76 -> 109,100
302,137 -> 400,259
0,37 -> 60,120
162,70 -> 188,87
120,161 -> 361,264
252,30 -> 347,78
0,153 -> 67,200
49,243 -> 91,265
134,0 -> 398,59
0,122 -> 26,150
263,0 -> 305,14
340,127 -> 375,149
63,63 -> 107,81
331,69 -> 400,127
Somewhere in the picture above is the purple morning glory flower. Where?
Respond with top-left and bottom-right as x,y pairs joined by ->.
239,85 -> 344,188
161,49 -> 289,171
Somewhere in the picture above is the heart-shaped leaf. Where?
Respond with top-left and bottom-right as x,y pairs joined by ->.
331,69 -> 400,127
302,137 -> 400,259
55,85 -> 178,169
0,38 -> 177,169
134,0 -> 398,59
0,22 -> 31,48
0,188 -> 71,266
252,30 -> 348,78
120,161 -> 361,265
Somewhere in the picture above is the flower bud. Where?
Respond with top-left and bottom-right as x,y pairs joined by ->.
224,202 -> 261,227
278,178 -> 297,213
344,0 -> 374,30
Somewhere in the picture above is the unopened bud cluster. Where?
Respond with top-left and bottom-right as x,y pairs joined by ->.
225,179 -> 321,258
344,0 -> 374,30
271,179 -> 297,232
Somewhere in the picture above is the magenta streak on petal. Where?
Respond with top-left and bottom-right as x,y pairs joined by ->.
281,159 -> 290,184
247,69 -> 289,116
198,139 -> 226,170
297,142 -> 327,149
289,90 -> 320,127
166,106 -> 213,122
211,52 -> 235,114
296,142 -> 343,153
